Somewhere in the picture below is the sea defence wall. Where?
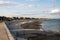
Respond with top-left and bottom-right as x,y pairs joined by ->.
3,22 -> 15,40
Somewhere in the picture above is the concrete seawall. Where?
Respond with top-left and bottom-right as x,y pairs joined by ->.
4,22 -> 15,40
0,22 -> 14,40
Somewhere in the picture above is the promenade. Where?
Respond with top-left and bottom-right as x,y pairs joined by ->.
0,22 -> 9,40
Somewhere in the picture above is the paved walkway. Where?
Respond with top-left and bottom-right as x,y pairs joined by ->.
0,22 -> 9,40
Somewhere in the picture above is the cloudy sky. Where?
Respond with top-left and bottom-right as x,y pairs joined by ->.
0,0 -> 60,18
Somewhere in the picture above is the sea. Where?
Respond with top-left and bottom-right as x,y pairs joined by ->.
41,19 -> 60,32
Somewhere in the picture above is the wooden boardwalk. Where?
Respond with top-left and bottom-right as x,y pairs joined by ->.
0,22 -> 9,40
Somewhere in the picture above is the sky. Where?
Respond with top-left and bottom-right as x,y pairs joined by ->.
0,0 -> 60,18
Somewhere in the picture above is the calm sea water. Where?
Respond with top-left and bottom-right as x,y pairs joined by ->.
41,19 -> 60,31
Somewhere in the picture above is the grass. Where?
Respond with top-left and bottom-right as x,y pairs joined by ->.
0,20 -> 6,23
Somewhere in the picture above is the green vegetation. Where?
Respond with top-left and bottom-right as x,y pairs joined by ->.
0,20 -> 4,22
0,16 -> 51,23
0,16 -> 13,22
